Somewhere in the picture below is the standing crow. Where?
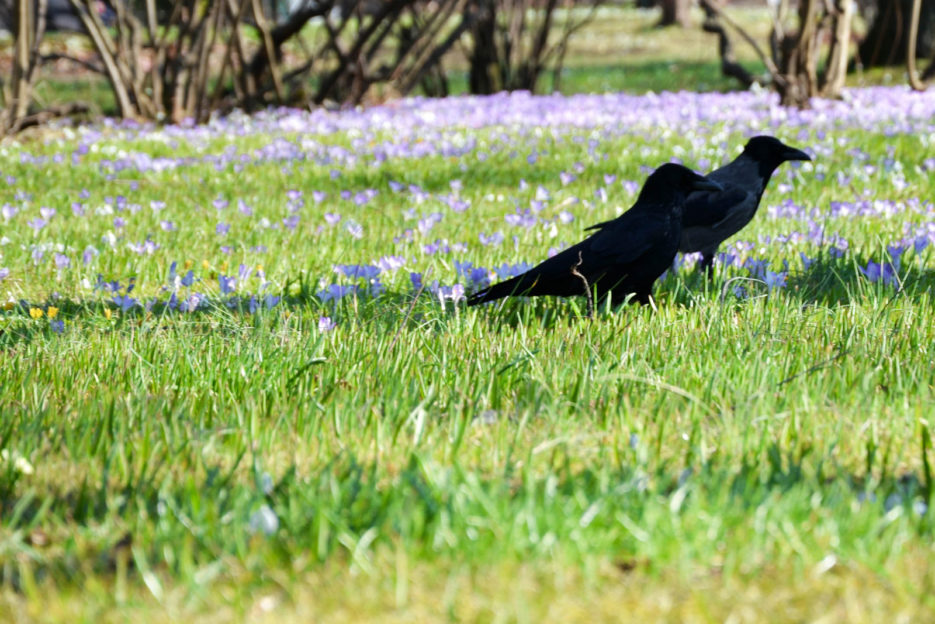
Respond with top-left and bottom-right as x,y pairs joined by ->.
467,164 -> 722,309
679,135 -> 811,273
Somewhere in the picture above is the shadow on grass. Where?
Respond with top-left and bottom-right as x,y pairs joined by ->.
663,248 -> 935,308
5,246 -> 935,350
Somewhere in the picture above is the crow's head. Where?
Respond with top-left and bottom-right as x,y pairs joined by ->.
638,163 -> 723,205
743,136 -> 811,167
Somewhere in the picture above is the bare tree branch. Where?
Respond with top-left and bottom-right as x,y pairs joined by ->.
908,0 -> 929,91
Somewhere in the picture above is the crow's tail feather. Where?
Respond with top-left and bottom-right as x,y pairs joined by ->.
466,275 -> 529,306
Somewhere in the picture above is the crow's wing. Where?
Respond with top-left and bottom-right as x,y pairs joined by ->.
583,218 -> 614,233
586,213 -> 668,264
679,187 -> 760,254
680,187 -> 751,230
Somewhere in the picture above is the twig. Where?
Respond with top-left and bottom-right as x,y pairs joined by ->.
41,52 -> 105,74
570,250 -> 593,319
8,102 -> 91,133
701,10 -> 758,88
699,0 -> 786,86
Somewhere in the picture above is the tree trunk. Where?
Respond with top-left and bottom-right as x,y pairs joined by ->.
773,0 -> 854,107
11,0 -> 36,120
859,0 -> 935,68
820,0 -> 854,96
468,0 -> 500,94
658,0 -> 691,28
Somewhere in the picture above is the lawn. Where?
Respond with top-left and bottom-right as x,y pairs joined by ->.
2,85 -> 935,622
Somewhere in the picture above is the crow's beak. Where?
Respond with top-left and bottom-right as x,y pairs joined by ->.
690,176 -> 723,192
784,147 -> 811,162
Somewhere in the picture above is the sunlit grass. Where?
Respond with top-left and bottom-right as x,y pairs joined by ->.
2,90 -> 935,620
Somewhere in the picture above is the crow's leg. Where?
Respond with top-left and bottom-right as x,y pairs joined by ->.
611,290 -> 650,307
633,291 -> 652,306
699,253 -> 716,279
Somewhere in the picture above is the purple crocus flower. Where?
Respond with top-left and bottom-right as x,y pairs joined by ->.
216,222 -> 230,236
375,255 -> 406,273
430,282 -> 465,307
345,220 -> 363,238
744,258 -> 770,279
27,218 -> 47,232
494,261 -> 532,279
317,284 -> 357,302
113,294 -> 138,312
859,260 -> 899,288
50,320 -> 64,334
129,239 -> 160,255
54,254 -> 71,270
318,316 -> 336,332
334,264 -> 381,280
418,213 -> 443,235
467,267 -> 490,290
39,207 -> 56,220
324,213 -> 341,225
763,271 -> 787,293
505,209 -> 536,228
886,244 -> 905,271
181,270 -> 195,287
353,191 -> 374,206
161,220 -> 177,232
179,293 -> 205,313
283,215 -> 300,230
479,231 -> 504,246
0,267 -> 9,282
83,246 -> 98,265
219,275 -> 236,295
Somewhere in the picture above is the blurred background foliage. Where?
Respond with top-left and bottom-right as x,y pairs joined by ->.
1,0 -> 933,133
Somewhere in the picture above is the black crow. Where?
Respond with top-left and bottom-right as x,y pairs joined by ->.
585,136 -> 810,275
467,164 -> 722,309
679,136 -> 810,273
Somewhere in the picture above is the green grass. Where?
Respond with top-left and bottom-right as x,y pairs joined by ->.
1,108 -> 935,621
